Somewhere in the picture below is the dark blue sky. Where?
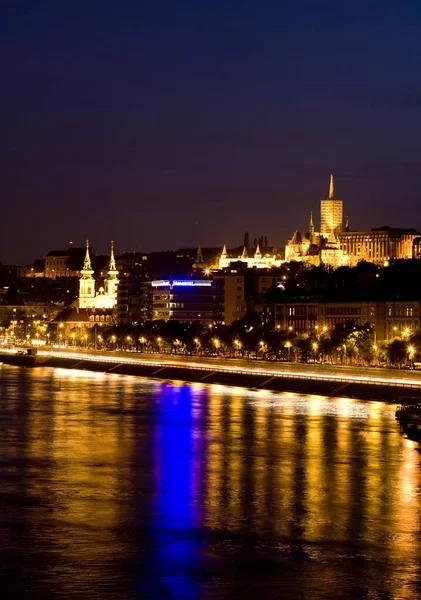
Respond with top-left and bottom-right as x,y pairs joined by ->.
2,0 -> 421,264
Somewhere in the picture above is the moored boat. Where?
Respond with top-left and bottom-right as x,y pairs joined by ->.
395,403 -> 421,438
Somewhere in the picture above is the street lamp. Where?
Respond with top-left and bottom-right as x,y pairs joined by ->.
285,341 -> 292,362
139,336 -> 146,352
213,337 -> 220,355
57,322 -> 64,346
312,342 -> 318,361
111,335 -> 116,351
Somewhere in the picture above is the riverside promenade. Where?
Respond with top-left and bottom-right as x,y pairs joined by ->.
2,347 -> 421,402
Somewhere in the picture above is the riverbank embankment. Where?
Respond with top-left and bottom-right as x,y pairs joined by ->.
2,350 -> 421,402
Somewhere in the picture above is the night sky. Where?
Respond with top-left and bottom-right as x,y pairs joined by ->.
2,0 -> 421,264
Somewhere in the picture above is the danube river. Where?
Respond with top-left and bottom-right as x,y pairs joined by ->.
1,365 -> 421,599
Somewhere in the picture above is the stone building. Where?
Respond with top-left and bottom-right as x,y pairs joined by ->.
284,175 -> 419,267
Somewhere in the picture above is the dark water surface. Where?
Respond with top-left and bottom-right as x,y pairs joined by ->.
1,365 -> 421,599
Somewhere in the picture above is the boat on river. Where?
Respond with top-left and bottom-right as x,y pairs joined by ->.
395,403 -> 421,439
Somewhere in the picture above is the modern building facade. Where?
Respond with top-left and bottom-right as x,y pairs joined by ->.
212,274 -> 247,325
116,280 -> 152,325
151,279 -> 222,325
150,275 -> 249,326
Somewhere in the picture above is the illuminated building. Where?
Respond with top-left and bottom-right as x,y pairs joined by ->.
151,276 -> 248,325
384,301 -> 421,339
319,229 -> 352,268
285,175 -> 419,267
0,304 -> 61,328
320,174 -> 343,236
217,243 -> 284,270
151,279 -> 222,324
338,228 -> 417,263
44,246 -> 87,278
51,305 -> 113,332
78,240 -> 119,309
212,274 -> 247,324
259,299 -> 421,341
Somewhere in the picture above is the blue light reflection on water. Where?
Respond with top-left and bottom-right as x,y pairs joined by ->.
140,383 -> 205,599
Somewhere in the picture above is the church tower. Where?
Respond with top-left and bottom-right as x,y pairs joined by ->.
309,211 -> 315,241
196,244 -> 204,265
219,244 -> 228,269
104,240 -> 119,300
79,240 -> 95,308
320,174 -> 343,237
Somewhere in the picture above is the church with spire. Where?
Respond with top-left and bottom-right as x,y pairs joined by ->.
51,240 -> 120,334
284,173 -> 418,267
202,174 -> 417,274
78,240 -> 119,309
285,174 -> 353,268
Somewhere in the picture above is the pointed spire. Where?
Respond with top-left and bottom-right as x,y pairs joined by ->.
309,211 -> 315,242
221,244 -> 227,257
83,239 -> 92,271
309,211 -> 314,234
241,246 -> 248,259
254,243 -> 262,259
109,240 -> 116,271
105,240 -> 119,300
345,216 -> 349,232
196,244 -> 204,264
329,174 -> 335,199
327,228 -> 337,245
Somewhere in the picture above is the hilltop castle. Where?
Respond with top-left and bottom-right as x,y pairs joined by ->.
214,175 -> 418,270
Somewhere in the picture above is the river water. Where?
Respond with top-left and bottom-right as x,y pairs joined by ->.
1,365 -> 421,599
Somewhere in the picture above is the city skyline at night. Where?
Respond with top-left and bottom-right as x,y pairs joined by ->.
2,1 -> 421,264
4,5 -> 421,599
